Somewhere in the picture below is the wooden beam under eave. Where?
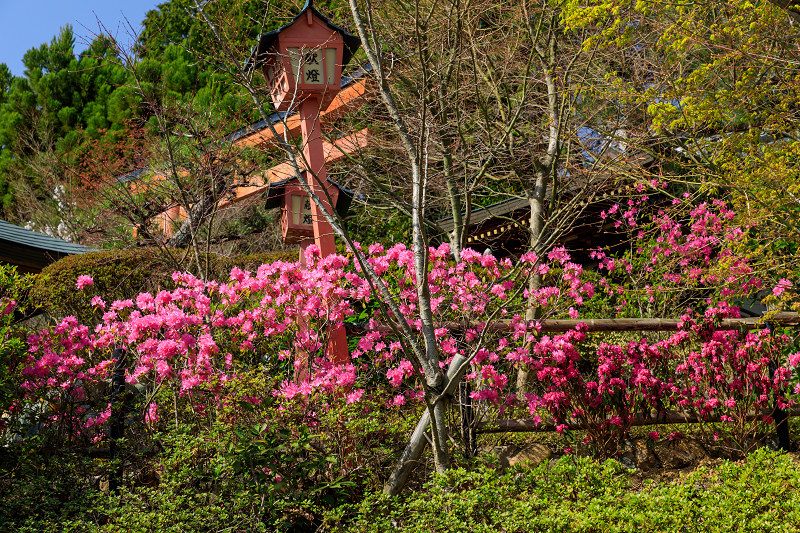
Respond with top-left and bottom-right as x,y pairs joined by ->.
233,79 -> 369,149
222,128 -> 369,206
143,128 -> 370,236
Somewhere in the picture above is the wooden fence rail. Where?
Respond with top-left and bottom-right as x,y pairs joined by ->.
345,312 -> 800,335
476,409 -> 800,434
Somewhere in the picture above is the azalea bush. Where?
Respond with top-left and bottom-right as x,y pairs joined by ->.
16,241 -> 588,444
593,196 -> 763,316
541,196 -> 800,452
5,197 -> 800,514
520,305 -> 797,456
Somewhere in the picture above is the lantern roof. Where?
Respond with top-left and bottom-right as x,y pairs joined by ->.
248,0 -> 361,72
264,174 -> 354,218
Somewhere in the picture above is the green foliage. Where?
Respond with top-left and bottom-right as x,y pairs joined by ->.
345,201 -> 414,247
220,422 -> 355,531
0,383 -> 393,532
0,262 -> 33,311
0,264 -> 32,420
87,424 -> 274,532
0,445 -> 99,533
31,248 -> 172,322
330,449 -> 800,532
137,0 -> 267,60
6,421 -> 800,532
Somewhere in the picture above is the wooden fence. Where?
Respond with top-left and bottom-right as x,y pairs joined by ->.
348,312 -> 800,454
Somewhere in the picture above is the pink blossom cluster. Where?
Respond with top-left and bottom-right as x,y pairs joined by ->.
21,253 -> 367,438
15,199 -> 800,452
349,243 -> 595,399
594,199 -> 764,316
0,297 -> 15,317
19,241 -> 593,440
512,305 -> 796,450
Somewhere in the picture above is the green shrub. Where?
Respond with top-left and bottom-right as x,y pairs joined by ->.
0,264 -> 33,421
30,248 -> 300,322
328,449 -> 800,533
31,248 -> 172,321
86,418 -> 354,532
0,444 -> 99,533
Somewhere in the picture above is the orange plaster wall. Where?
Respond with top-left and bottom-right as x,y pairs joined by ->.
154,204 -> 187,238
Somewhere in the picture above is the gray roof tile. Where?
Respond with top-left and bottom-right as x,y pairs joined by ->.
0,220 -> 89,255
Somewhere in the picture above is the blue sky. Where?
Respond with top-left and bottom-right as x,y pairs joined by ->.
0,0 -> 162,77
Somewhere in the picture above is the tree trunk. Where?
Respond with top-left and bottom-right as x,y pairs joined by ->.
383,409 -> 430,496
384,353 -> 469,495
517,167 -> 549,398
429,397 -> 450,473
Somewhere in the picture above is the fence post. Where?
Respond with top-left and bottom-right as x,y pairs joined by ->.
765,322 -> 791,452
459,380 -> 477,457
774,403 -> 791,452
769,357 -> 791,452
109,347 -> 127,493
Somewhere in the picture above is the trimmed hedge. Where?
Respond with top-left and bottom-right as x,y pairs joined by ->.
31,248 -> 300,322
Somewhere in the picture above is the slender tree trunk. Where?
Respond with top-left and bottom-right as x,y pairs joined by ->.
384,353 -> 469,495
444,153 -> 464,262
517,9 -> 562,396
383,409 -> 430,495
429,395 -> 450,472
517,166 -> 549,397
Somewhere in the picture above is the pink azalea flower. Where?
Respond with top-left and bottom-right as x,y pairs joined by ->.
346,389 -> 364,404
76,275 -> 94,290
773,278 -> 792,297
145,403 -> 159,424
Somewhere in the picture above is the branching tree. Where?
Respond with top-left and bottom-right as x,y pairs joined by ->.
187,0 -> 660,494
342,0 -> 645,492
561,0 -> 800,276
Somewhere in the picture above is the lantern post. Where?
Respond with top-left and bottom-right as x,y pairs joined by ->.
252,1 -> 360,366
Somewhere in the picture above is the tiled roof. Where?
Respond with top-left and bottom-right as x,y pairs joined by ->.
247,0 -> 361,73
0,219 -> 89,255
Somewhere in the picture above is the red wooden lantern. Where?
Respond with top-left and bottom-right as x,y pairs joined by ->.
265,174 -> 353,245
253,2 -> 358,367
249,1 -> 361,112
